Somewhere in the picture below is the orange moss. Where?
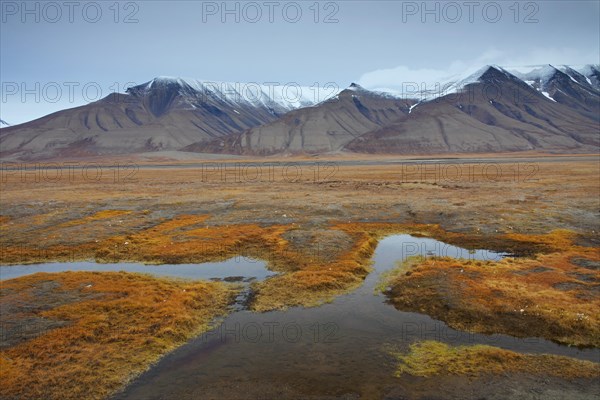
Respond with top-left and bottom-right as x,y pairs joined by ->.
2,208 -> 598,322
94,214 -> 296,268
58,209 -> 133,228
251,227 -> 377,311
0,271 -> 234,400
383,241 -> 600,346
333,221 -> 556,256
392,340 -> 600,378
1,214 -> 379,311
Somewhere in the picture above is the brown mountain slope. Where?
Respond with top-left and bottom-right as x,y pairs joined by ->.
346,66 -> 599,154
2,66 -> 598,159
187,66 -> 599,156
0,78 -> 301,160
184,84 -> 416,155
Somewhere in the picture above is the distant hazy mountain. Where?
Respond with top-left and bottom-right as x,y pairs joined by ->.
0,77 -> 333,160
191,65 -> 599,155
347,65 -> 599,154
185,83 -> 416,154
576,64 -> 600,90
1,65 -> 598,159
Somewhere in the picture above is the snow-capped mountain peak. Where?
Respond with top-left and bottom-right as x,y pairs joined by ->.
409,65 -> 521,102
509,64 -> 600,92
511,64 -> 559,87
448,65 -> 518,88
575,64 -> 600,89
128,77 -> 339,112
348,82 -> 364,90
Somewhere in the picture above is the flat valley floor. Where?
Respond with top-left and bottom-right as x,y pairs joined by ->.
1,153 -> 599,399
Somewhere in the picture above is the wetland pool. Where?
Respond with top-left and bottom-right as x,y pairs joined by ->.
105,235 -> 600,399
0,257 -> 275,282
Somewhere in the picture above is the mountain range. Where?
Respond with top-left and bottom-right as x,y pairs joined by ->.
1,64 -> 598,160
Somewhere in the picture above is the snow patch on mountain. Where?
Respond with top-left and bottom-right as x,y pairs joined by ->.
510,64 -> 600,92
131,77 -> 340,111
362,64 -> 599,104
368,65 -> 522,102
437,65 -> 517,93
575,64 -> 600,89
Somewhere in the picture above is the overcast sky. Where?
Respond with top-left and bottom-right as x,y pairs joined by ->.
1,0 -> 599,124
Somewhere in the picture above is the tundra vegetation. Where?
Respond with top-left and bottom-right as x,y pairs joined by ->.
0,156 -> 598,398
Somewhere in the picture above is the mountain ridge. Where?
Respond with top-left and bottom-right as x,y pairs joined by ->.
1,64 -> 598,159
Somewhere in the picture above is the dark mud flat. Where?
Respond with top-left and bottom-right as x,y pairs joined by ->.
112,236 -> 600,400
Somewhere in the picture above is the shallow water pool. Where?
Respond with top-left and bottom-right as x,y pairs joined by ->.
0,257 -> 275,282
110,235 -> 599,399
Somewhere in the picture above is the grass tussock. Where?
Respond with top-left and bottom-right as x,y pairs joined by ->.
0,213 -> 290,266
0,271 -> 234,400
251,229 -> 378,311
392,340 -> 600,378
2,212 -> 598,324
375,255 -> 425,294
59,209 -> 133,227
0,213 -> 381,311
381,232 -> 600,346
333,221 -> 558,257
